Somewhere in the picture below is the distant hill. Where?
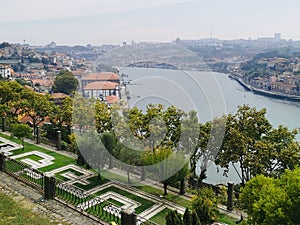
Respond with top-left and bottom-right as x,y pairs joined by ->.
95,42 -> 209,70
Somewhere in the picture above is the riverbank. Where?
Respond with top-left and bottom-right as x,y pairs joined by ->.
229,75 -> 300,102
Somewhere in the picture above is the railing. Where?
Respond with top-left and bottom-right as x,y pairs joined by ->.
2,154 -> 45,193
55,178 -> 121,225
0,152 -> 161,225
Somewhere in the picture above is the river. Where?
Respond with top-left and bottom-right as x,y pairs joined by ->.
118,67 -> 300,185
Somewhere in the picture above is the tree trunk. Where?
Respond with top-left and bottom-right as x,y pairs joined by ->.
163,182 -> 168,195
180,178 -> 185,195
127,171 -> 131,184
109,156 -> 113,169
141,167 -> 146,181
97,168 -> 101,181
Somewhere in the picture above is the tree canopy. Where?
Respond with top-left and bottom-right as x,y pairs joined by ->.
215,104 -> 300,186
240,168 -> 300,225
52,70 -> 79,95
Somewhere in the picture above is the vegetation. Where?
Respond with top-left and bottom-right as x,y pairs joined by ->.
192,187 -> 218,225
240,168 -> 300,225
1,79 -> 300,225
0,191 -> 62,225
11,123 -> 32,150
52,70 -> 79,94
215,105 -> 300,186
165,209 -> 201,225
0,42 -> 11,49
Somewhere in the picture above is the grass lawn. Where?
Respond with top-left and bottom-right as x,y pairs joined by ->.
135,185 -> 193,209
55,168 -> 85,181
0,133 -> 76,172
218,213 -> 237,225
73,175 -> 109,190
17,154 -> 44,162
107,198 -> 124,207
149,208 -> 171,225
0,191 -> 65,225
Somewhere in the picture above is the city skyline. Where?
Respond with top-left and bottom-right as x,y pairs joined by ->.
1,0 -> 300,45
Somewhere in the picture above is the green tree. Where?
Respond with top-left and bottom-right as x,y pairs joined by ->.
11,124 -> 32,150
72,94 -> 95,133
240,171 -> 299,225
216,105 -> 300,186
23,92 -> 53,135
183,208 -> 192,225
101,131 -> 116,169
0,42 -> 11,48
192,187 -> 218,225
143,147 -> 187,195
215,105 -> 272,186
52,70 -> 79,95
95,100 -> 112,133
166,210 -> 183,225
75,130 -> 108,180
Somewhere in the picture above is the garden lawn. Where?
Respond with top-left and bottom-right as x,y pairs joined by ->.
149,208 -> 171,225
73,175 -> 109,190
95,186 -> 155,214
135,185 -> 193,209
0,133 -> 76,172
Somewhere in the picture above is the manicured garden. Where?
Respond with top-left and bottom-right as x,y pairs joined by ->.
0,132 -> 238,225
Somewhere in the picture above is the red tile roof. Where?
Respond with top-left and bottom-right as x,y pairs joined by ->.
51,93 -> 69,99
83,81 -> 119,90
82,72 -> 119,81
105,95 -> 119,104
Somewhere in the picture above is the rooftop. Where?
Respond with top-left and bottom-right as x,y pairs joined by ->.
83,81 -> 119,90
82,72 -> 119,81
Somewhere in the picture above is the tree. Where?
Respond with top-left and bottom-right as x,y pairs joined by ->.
101,131 -> 116,169
52,70 -> 79,95
75,130 -> 108,180
143,147 -> 187,195
72,94 -> 95,133
215,105 -> 272,186
95,100 -> 112,133
183,208 -> 192,225
167,209 -> 201,225
240,168 -> 300,225
0,42 -> 11,49
23,92 -> 53,135
11,124 -> 32,150
216,105 -> 300,186
192,187 -> 218,225
166,210 -> 183,225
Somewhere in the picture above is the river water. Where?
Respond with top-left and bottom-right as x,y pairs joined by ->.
118,67 -> 300,185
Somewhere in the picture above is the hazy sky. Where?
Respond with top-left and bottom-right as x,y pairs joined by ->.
1,0 -> 300,45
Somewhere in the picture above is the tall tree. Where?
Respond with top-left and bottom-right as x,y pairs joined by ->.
215,105 -> 272,186
23,92 -> 53,135
216,105 -> 300,186
11,124 -> 32,150
166,210 -> 183,225
143,147 -> 187,195
75,130 -> 108,180
192,187 -> 218,225
52,70 -> 79,95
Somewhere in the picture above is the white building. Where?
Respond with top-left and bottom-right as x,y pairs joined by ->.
0,64 -> 13,79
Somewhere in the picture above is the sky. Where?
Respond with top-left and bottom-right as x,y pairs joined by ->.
1,0 -> 300,45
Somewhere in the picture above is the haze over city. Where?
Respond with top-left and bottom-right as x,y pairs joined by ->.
2,0 -> 300,45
